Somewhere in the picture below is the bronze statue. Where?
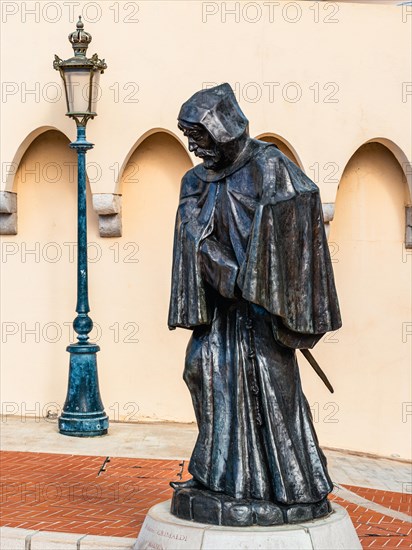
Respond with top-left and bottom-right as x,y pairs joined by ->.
168,83 -> 342,527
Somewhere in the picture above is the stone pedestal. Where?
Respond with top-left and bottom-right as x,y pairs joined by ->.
134,500 -> 361,550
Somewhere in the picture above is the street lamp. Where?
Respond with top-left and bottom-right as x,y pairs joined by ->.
53,17 -> 109,437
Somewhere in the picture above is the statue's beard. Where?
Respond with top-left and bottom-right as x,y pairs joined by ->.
195,148 -> 223,169
195,133 -> 249,170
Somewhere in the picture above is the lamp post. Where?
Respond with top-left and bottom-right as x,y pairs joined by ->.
54,17 -> 109,437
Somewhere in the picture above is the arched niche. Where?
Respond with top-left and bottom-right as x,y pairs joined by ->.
116,131 -> 195,421
14,129 -> 98,237
333,142 -> 410,242
303,142 -> 411,459
5,126 -> 71,193
116,128 -> 191,194
255,133 -> 303,169
1,129 -> 99,407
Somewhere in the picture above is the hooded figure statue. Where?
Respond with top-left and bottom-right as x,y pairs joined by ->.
168,84 -> 342,527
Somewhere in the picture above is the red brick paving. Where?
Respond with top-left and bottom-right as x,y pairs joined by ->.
0,450 -> 411,548
0,451 -> 185,538
330,493 -> 412,549
342,484 -> 412,516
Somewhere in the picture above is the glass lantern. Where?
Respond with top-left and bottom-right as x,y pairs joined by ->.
54,17 -> 106,126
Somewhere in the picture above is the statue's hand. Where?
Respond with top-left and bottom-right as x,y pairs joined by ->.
182,214 -> 205,244
199,238 -> 239,300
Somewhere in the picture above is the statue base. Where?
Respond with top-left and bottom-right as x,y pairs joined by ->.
171,487 -> 331,526
134,500 -> 362,549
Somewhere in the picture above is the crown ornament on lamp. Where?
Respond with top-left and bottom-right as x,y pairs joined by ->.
68,15 -> 92,55
54,16 -> 107,126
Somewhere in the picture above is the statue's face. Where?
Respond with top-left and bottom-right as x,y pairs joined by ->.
178,122 -> 223,169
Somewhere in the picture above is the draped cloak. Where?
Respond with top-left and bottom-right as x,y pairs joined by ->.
168,139 -> 342,504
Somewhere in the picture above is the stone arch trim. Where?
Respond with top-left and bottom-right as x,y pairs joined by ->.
363,138 -> 411,202
254,132 -> 304,170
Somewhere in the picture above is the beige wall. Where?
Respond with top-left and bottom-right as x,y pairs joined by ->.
1,1 -> 411,459
1,1 -> 411,199
299,143 -> 411,459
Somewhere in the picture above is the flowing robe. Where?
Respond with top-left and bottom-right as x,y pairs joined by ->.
168,140 -> 341,505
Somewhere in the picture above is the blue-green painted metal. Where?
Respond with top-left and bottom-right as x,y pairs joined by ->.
58,125 -> 109,437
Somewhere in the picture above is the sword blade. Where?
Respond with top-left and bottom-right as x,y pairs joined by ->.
299,349 -> 334,394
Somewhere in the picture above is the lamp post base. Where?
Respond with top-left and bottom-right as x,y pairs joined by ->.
58,412 -> 109,437
58,343 -> 109,437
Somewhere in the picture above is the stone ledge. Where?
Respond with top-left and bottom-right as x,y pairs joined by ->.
0,191 -> 17,235
92,193 -> 122,238
0,526 -> 135,550
0,191 -> 17,214
406,205 -> 412,249
322,203 -> 335,224
322,202 -> 335,240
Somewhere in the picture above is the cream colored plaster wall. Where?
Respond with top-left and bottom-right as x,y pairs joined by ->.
1,1 -> 411,198
1,1 -> 411,459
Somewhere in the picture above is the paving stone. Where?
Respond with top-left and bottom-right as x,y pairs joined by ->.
80,534 -> 135,549
0,527 -> 38,549
30,530 -> 81,549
